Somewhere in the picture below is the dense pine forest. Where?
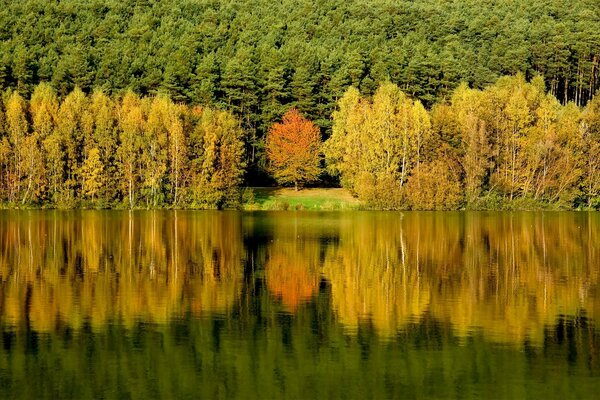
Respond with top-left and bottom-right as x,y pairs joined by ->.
0,0 -> 599,209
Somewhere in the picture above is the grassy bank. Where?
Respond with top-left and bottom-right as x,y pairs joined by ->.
243,187 -> 362,211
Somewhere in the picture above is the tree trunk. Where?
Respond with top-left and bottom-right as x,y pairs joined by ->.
21,176 -> 31,204
129,176 -> 134,209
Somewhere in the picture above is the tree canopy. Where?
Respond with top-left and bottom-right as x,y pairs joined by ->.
326,76 -> 600,210
0,1 -> 599,209
0,0 -> 598,157
267,108 -> 321,190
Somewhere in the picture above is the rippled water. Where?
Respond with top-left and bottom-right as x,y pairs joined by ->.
0,210 -> 599,399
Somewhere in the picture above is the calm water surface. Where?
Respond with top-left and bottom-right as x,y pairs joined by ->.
0,211 -> 599,399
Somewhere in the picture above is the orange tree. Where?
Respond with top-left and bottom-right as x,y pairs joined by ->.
266,108 -> 321,189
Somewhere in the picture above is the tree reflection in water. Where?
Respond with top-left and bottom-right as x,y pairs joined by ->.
0,211 -> 599,398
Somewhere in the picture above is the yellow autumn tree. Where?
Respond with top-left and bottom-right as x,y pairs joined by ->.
82,90 -> 117,202
56,87 -> 87,201
405,156 -> 463,210
80,148 -> 103,201
167,104 -> 187,206
4,91 -> 29,202
116,91 -> 144,209
325,83 -> 433,209
141,95 -> 169,207
0,113 -> 10,200
444,83 -> 490,204
324,86 -> 364,189
189,107 -> 246,208
582,94 -> 600,207
35,86 -> 64,203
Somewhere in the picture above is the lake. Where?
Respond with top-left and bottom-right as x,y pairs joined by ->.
0,210 -> 599,399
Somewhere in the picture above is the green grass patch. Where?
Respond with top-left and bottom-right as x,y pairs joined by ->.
243,187 -> 362,211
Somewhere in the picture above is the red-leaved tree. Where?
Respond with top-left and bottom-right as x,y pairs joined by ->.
266,108 -> 321,190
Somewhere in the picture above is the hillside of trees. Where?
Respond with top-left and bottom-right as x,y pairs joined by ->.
0,0 -> 599,209
1,1 -> 599,151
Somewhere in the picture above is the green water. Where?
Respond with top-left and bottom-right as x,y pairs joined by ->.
0,211 -> 599,399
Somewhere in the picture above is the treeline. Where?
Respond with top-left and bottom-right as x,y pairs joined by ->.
326,75 -> 600,209
0,84 -> 246,208
1,0 -> 599,151
0,76 -> 599,209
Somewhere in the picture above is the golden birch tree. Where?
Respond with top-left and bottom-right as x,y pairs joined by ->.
117,91 -> 144,209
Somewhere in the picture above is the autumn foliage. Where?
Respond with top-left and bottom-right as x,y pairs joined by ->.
266,108 -> 321,190
0,86 -> 246,209
2,76 -> 600,209
265,251 -> 320,312
325,76 -> 600,210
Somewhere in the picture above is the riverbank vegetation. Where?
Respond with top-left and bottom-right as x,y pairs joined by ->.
0,85 -> 246,208
0,0 -> 599,209
0,75 -> 599,210
326,76 -> 600,210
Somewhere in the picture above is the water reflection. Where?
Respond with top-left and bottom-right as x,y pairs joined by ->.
0,211 -> 244,330
0,211 -> 599,344
321,212 -> 600,344
265,237 -> 320,312
0,211 -> 599,398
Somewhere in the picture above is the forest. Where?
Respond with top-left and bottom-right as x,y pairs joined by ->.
0,0 -> 599,209
0,75 -> 599,209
